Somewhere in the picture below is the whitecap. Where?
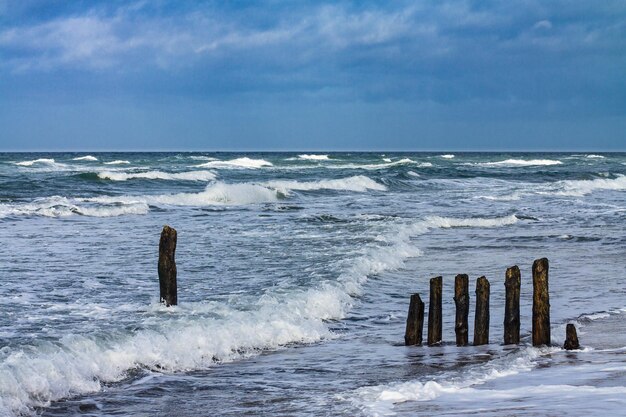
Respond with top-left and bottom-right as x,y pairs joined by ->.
15,158 -> 64,167
298,154 -> 330,161
424,214 -> 519,228
103,160 -> 130,165
477,159 -> 562,167
194,157 -> 273,169
72,155 -> 98,161
586,154 -> 605,159
0,196 -> 149,219
552,175 -> 626,197
262,176 -> 386,193
97,170 -> 216,182
440,154 -> 455,159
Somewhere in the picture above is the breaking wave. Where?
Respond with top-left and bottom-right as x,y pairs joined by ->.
0,197 -> 148,219
552,175 -> 626,196
477,159 -> 563,167
195,157 -> 273,169
15,158 -> 65,167
72,155 -> 98,161
262,176 -> 386,193
440,154 -> 455,159
97,170 -> 216,182
103,160 -> 130,165
298,154 -> 330,161
0,207 -> 526,416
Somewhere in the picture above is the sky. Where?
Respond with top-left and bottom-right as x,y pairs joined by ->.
0,0 -> 624,151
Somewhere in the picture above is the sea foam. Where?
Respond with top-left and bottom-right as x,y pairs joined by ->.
97,170 -> 216,182
195,157 -> 273,169
478,159 -> 563,167
552,175 -> 626,196
103,160 -> 131,165
298,154 -> 330,161
72,155 -> 98,161
0,213 -> 523,416
262,176 -> 386,193
15,158 -> 66,168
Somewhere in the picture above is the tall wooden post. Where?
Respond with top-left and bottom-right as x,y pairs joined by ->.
428,276 -> 443,346
473,276 -> 490,346
405,293 -> 425,346
158,225 -> 177,307
532,258 -> 550,346
454,274 -> 469,346
504,266 -> 521,344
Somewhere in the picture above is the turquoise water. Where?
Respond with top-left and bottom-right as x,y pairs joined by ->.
0,152 -> 625,416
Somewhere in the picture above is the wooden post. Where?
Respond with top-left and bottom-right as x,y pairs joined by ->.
504,266 -> 521,345
405,293 -> 425,346
473,276 -> 490,346
454,274 -> 469,346
563,324 -> 580,350
158,225 -> 177,307
532,258 -> 550,346
428,276 -> 443,346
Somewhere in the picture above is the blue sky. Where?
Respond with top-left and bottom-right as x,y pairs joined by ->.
0,0 -> 624,151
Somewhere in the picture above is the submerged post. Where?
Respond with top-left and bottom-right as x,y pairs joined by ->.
532,258 -> 550,346
473,276 -> 490,346
405,293 -> 425,346
504,266 -> 521,345
158,225 -> 177,307
428,276 -> 443,346
563,324 -> 580,350
454,274 -> 469,346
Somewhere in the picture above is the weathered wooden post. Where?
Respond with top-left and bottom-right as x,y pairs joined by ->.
405,293 -> 425,346
428,276 -> 443,346
532,258 -> 550,346
158,225 -> 177,307
504,265 -> 521,344
473,276 -> 490,345
454,274 -> 469,346
563,324 -> 580,350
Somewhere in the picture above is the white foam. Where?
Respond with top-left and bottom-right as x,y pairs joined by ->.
586,154 -> 605,159
332,159 -> 433,170
407,171 -> 420,177
86,182 -> 281,206
195,157 -> 273,169
15,158 -> 65,167
478,159 -> 563,167
440,154 -> 455,159
97,170 -> 216,182
424,214 -> 519,228
383,158 -> 392,162
0,197 -> 149,219
72,155 -> 98,161
189,156 -> 217,161
298,154 -> 330,161
262,176 -> 386,193
103,160 -> 130,165
354,346 -> 557,416
552,175 -> 626,196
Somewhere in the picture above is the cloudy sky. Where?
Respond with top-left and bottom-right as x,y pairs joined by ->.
0,0 -> 624,151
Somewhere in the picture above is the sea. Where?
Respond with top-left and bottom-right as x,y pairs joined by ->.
0,152 -> 625,416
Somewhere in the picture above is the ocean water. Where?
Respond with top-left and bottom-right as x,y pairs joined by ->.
0,152 -> 625,416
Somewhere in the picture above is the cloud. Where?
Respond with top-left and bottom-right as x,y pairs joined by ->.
0,0 -> 624,108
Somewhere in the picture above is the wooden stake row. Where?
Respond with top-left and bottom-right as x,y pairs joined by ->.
405,258 -> 559,347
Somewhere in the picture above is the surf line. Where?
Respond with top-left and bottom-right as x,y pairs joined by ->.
404,258 -> 579,350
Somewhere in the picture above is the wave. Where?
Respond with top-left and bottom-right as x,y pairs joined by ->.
72,155 -> 98,161
552,175 -> 626,197
97,170 -> 216,182
440,154 -> 455,159
262,176 -> 386,193
353,346 -> 559,416
0,211 -> 526,415
103,160 -> 130,165
477,159 -> 563,167
298,154 -> 330,161
424,214 -> 519,228
15,158 -> 65,167
189,156 -> 217,161
331,159 -> 433,170
195,157 -> 273,169
0,197 -> 149,219
586,154 -> 605,159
